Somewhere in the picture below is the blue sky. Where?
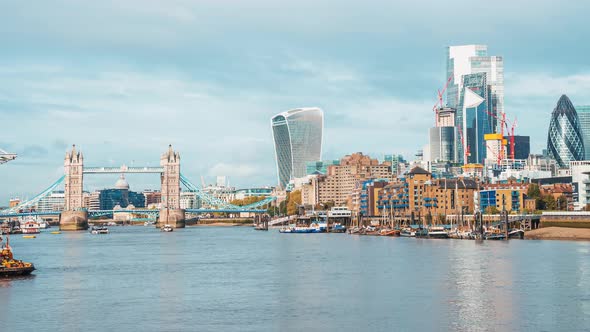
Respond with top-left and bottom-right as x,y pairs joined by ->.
1,0 -> 590,203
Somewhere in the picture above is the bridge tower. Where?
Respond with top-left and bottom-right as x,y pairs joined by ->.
158,145 -> 185,228
60,145 -> 88,231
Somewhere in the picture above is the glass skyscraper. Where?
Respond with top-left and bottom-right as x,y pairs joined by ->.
575,105 -> 590,159
271,108 -> 323,189
446,45 -> 503,164
547,95 -> 585,167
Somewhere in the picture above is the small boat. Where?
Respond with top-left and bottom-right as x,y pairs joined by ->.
348,226 -> 361,234
379,229 -> 400,236
254,224 -> 269,231
144,221 -> 156,227
90,226 -> 109,234
38,221 -> 50,229
21,221 -> 40,234
427,226 -> 449,239
330,223 -> 347,233
1,236 -> 35,277
400,228 -> 416,237
508,229 -> 525,239
22,235 -> 36,239
161,224 -> 174,232
50,231 -> 61,235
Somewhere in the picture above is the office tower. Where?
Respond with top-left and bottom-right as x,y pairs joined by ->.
547,95 -> 585,167
430,107 -> 457,162
575,105 -> 590,159
446,45 -> 503,164
507,135 -> 531,159
271,107 -> 323,189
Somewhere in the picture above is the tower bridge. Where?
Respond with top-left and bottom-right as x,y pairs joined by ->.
1,145 -> 275,230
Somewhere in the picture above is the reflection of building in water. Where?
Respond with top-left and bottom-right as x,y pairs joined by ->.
99,174 -> 145,210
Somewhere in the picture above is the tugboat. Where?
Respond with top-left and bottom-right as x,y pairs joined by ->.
0,235 -> 35,277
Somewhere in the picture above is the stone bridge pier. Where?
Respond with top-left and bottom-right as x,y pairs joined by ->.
158,145 -> 185,228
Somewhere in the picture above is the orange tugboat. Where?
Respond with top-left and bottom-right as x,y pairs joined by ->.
0,235 -> 35,277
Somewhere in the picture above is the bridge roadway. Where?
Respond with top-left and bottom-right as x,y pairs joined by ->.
0,208 -> 266,218
83,166 -> 164,174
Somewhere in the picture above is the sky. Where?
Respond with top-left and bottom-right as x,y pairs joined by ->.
1,0 -> 590,203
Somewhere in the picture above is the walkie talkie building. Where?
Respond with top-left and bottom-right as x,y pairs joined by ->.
271,108 -> 323,189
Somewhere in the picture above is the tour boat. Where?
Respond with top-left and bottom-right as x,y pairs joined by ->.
0,236 -> 35,277
279,223 -> 326,234
161,224 -> 174,232
21,221 -> 40,234
426,226 -> 449,239
90,226 -> 109,234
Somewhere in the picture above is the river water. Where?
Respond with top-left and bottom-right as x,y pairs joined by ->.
1,226 -> 589,332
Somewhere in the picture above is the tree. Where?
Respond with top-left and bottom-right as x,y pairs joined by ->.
542,195 -> 557,211
557,195 -> 568,211
485,206 -> 500,214
286,190 -> 302,216
527,183 -> 541,199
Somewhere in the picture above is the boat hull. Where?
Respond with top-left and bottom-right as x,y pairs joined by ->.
0,265 -> 35,277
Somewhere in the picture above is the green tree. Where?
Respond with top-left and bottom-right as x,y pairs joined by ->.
485,206 -> 500,214
527,183 -> 541,199
557,195 -> 568,211
287,190 -> 302,216
542,195 -> 557,211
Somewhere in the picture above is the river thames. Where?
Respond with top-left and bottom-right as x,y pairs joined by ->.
1,226 -> 589,331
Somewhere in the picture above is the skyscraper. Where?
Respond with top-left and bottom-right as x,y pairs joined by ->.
446,45 -> 504,164
575,105 -> 590,159
547,95 -> 585,167
429,107 -> 457,162
271,107 -> 323,189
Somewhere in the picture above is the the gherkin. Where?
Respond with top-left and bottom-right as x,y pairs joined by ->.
547,95 -> 585,167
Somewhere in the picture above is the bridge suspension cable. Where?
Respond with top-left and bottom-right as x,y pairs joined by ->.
1,175 -> 66,214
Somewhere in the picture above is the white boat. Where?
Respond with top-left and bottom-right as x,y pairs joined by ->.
21,221 -> 40,234
161,224 -> 174,232
426,226 -> 449,239
38,221 -> 50,229
90,226 -> 109,234
144,221 -> 155,226
400,228 -> 416,237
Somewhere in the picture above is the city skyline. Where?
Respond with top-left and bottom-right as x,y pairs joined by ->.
1,1 -> 590,203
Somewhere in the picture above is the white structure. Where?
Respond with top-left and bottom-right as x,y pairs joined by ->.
271,107 -> 324,189
34,192 -> 65,212
570,161 -> 590,210
180,192 -> 200,209
446,44 -> 504,118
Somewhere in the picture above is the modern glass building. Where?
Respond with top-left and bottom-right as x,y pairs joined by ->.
429,127 -> 456,162
547,95 -> 585,168
575,105 -> 590,159
446,45 -> 503,164
271,108 -> 323,189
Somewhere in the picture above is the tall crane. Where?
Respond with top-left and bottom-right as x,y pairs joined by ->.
457,126 -> 470,164
507,117 -> 518,159
432,75 -> 453,125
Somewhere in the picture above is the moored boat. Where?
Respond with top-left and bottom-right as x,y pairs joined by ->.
508,229 -> 525,239
21,221 -> 40,234
400,228 -> 416,237
331,223 -> 347,233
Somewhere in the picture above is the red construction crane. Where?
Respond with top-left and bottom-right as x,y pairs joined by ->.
507,117 -> 518,159
457,125 -> 470,164
432,75 -> 453,125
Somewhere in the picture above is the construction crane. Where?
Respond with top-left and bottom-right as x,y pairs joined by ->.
507,117 -> 518,159
432,75 -> 453,125
457,126 -> 470,164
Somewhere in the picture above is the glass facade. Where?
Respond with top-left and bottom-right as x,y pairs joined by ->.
271,108 -> 323,188
508,135 -> 530,159
575,105 -> 590,159
429,127 -> 456,162
447,45 -> 503,164
456,73 -> 495,164
547,95 -> 585,167
99,189 -> 145,210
